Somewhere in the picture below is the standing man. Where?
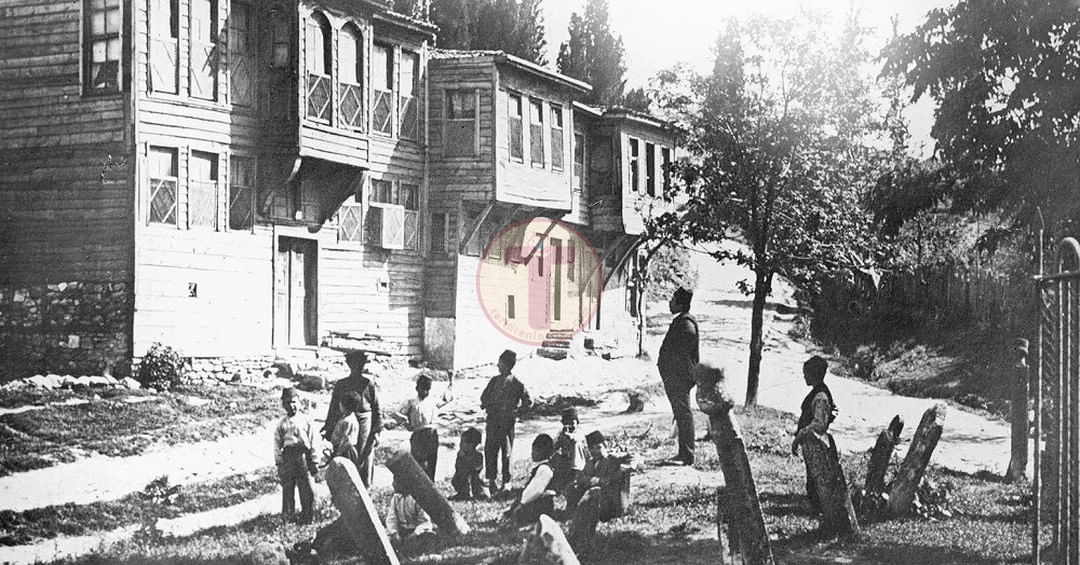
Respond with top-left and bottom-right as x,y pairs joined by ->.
657,286 -> 700,466
791,355 -> 837,513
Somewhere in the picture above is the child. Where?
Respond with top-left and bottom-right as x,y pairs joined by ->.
330,391 -> 363,467
274,387 -> 319,524
551,406 -> 588,495
481,349 -> 532,494
396,372 -> 452,481
505,433 -> 556,527
450,427 -> 487,501
385,474 -> 435,545
566,430 -> 632,515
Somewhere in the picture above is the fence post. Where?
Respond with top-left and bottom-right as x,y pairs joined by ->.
1006,338 -> 1030,482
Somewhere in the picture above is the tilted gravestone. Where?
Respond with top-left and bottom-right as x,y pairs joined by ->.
518,514 -> 581,565
800,432 -> 860,536
324,457 -> 400,565
385,450 -> 471,536
888,403 -> 946,516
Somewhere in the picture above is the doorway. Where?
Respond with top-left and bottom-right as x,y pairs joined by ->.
274,236 -> 317,347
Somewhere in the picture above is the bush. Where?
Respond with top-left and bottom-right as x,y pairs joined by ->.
136,342 -> 186,391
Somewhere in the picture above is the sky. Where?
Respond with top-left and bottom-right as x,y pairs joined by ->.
541,0 -> 957,156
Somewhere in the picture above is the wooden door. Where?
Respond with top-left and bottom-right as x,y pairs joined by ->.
275,237 -> 317,347
527,234 -> 551,330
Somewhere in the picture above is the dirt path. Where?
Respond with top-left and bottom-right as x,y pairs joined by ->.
0,241 -> 1017,563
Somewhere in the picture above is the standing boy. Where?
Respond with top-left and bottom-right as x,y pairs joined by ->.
480,349 -> 532,494
274,387 -> 319,523
657,286 -> 700,466
396,372 -> 451,481
791,355 -> 837,513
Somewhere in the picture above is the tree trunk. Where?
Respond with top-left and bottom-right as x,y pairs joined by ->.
745,268 -> 771,406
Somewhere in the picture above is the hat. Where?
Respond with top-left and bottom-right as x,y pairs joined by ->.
281,387 -> 298,401
416,373 -> 433,388
585,430 -> 606,447
673,287 -> 693,306
499,349 -> 517,365
344,350 -> 368,366
561,406 -> 579,422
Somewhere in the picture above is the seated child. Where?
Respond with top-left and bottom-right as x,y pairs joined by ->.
386,475 -> 435,545
551,407 -> 588,495
566,430 -> 632,516
450,427 -> 487,501
504,433 -> 556,527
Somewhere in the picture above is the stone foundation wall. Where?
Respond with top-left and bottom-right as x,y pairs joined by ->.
183,356 -> 278,384
0,281 -> 133,380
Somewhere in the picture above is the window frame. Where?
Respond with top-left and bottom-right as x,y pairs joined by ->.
84,0 -> 123,95
372,43 -> 395,136
444,88 -> 479,157
399,50 -> 420,141
529,98 -> 545,167
550,104 -> 564,172
228,1 -> 255,107
662,146 -> 672,196
338,23 -> 364,130
148,0 -> 180,95
645,142 -> 656,196
572,131 -> 585,192
628,137 -> 640,193
188,150 -> 220,230
228,154 -> 256,232
508,92 -> 524,162
147,146 -> 179,226
304,11 -> 332,123
188,0 -> 219,100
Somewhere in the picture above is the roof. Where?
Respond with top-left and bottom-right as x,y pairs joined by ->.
431,49 -> 591,94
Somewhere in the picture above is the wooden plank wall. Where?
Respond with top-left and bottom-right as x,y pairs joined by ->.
0,0 -> 133,284
427,58 -> 496,200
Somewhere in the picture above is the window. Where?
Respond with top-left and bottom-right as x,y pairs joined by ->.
662,147 -> 672,197
508,93 -> 523,161
337,196 -> 363,242
429,212 -> 449,257
573,132 -> 585,191
645,142 -> 656,196
148,147 -> 178,225
373,44 -> 394,135
189,151 -> 219,229
229,156 -> 255,230
229,2 -> 254,106
367,180 -> 419,251
399,51 -> 419,140
305,13 -> 331,121
85,0 -> 122,93
629,138 -> 640,192
339,25 -> 364,129
445,89 -> 477,156
149,0 -> 179,94
190,0 -> 218,100
550,105 -> 564,171
529,99 -> 544,166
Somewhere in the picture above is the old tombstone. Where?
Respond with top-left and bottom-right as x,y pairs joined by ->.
1006,338 -> 1029,482
692,363 -> 775,565
518,514 -> 581,565
888,403 -> 946,516
865,416 -> 905,495
799,433 -> 860,536
385,450 -> 470,536
324,457 -> 400,565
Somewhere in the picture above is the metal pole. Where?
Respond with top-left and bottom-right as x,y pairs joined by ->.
1034,209 -> 1044,564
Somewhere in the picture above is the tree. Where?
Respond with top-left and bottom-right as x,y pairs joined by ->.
882,0 -> 1080,236
652,14 -> 884,406
428,0 -> 548,65
556,0 -> 626,105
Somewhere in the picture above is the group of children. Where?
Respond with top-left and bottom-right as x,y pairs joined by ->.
272,348 -> 628,550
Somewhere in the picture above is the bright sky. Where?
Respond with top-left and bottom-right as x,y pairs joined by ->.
542,0 -> 957,156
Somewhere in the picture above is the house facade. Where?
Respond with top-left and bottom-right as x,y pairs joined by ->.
0,0 -> 675,378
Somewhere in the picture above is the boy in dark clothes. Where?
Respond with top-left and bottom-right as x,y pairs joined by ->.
567,430 -> 633,552
504,433 -> 556,527
450,427 -> 487,500
551,406 -> 588,495
274,387 -> 319,524
480,349 -> 532,494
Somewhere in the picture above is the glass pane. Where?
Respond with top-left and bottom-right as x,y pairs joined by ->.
190,151 -> 217,180
92,41 -> 107,61
402,51 -> 418,95
374,44 -> 391,91
340,29 -> 358,84
106,8 -> 121,32
551,106 -> 562,127
91,13 -> 106,36
150,148 -> 177,176
92,0 -> 107,9
107,38 -> 121,59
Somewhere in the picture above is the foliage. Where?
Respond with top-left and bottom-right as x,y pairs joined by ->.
882,0 -> 1080,237
651,12 -> 887,404
136,342 -> 186,392
556,0 -> 626,105
644,243 -> 698,302
426,0 -> 547,64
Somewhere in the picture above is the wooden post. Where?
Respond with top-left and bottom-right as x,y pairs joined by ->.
888,404 -> 946,516
1006,338 -> 1030,482
800,434 -> 860,536
865,416 -> 904,495
693,363 -> 775,565
518,514 -> 581,565
324,457 -> 400,565
385,450 -> 471,536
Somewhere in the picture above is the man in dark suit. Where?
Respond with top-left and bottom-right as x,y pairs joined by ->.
657,286 -> 700,465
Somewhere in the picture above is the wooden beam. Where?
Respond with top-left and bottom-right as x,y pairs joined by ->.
458,201 -> 495,255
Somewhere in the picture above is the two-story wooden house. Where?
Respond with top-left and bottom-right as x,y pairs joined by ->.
0,0 -> 436,377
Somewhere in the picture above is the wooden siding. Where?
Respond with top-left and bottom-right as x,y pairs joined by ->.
0,0 -> 133,284
427,58 -> 497,200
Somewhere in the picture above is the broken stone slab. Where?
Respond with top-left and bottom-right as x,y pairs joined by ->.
385,450 -> 470,536
888,404 -> 946,516
518,514 -> 580,565
325,457 -> 400,565
800,434 -> 860,537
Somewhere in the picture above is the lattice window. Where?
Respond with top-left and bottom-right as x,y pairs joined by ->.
189,151 -> 219,229
373,44 -> 393,135
530,99 -> 544,166
229,156 -> 254,230
401,183 -> 419,251
509,93 -> 523,161
550,105 -> 564,171
445,89 -> 476,156
429,212 -> 449,257
662,146 -> 672,196
338,198 -> 363,242
149,0 -> 179,94
399,51 -> 419,140
149,147 -> 178,225
85,0 -> 122,93
229,2 -> 254,106
305,13 -> 331,122
339,25 -> 364,130
189,0 -> 217,100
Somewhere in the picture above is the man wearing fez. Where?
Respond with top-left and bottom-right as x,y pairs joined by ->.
657,286 -> 700,465
323,350 -> 382,487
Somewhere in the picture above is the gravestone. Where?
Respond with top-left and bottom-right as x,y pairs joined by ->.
888,404 -> 946,516
324,457 -> 400,565
385,450 -> 470,536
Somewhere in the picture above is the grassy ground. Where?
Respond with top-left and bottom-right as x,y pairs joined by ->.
0,384 -> 283,476
41,405 -> 1034,565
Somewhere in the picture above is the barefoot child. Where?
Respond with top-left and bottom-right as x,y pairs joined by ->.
450,427 -> 487,500
274,387 -> 319,523
481,349 -> 532,494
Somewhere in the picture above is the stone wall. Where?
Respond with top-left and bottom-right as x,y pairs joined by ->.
0,281 -> 133,380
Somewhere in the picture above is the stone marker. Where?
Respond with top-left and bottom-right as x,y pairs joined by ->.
800,433 -> 860,536
693,363 -> 775,565
1006,338 -> 1029,482
518,514 -> 581,565
888,403 -> 946,516
385,450 -> 470,536
324,457 -> 400,565
865,415 -> 904,496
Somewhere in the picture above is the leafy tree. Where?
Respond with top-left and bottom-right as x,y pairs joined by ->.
557,0 -> 626,105
622,87 -> 650,112
428,0 -> 547,65
882,0 -> 1080,236
652,14 -> 885,405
